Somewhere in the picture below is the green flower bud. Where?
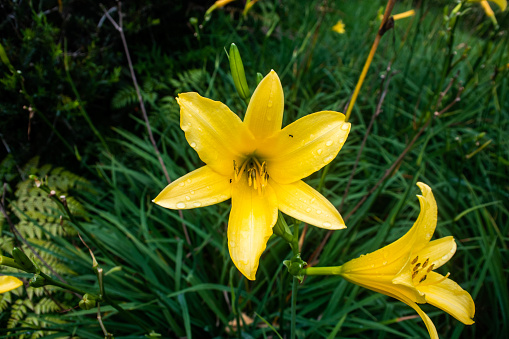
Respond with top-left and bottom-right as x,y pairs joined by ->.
79,294 -> 97,310
256,72 -> 263,85
12,248 -> 36,273
229,43 -> 250,100
283,253 -> 307,282
0,255 -> 24,270
29,274 -> 46,288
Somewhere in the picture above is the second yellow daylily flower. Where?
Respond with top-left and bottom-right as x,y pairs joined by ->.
336,183 -> 474,339
0,275 -> 23,293
332,20 -> 346,34
154,70 -> 351,280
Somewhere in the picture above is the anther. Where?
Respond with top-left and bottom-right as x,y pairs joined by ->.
413,263 -> 421,271
419,275 -> 427,283
412,270 -> 419,279
427,264 -> 435,273
411,256 -> 418,265
422,258 -> 429,268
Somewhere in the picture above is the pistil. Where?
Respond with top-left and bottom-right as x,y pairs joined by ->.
233,157 -> 269,194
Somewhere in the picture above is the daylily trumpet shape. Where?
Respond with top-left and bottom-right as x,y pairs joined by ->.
154,70 -> 351,280
0,275 -> 23,293
336,183 -> 474,339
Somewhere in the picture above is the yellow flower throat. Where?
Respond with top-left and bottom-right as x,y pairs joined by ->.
233,157 -> 269,194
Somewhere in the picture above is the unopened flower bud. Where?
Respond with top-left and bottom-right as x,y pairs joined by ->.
12,248 -> 36,273
229,43 -> 250,100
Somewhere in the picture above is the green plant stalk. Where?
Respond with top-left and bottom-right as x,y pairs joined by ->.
300,266 -> 342,276
37,185 -> 118,265
63,39 -> 110,154
39,271 -> 93,297
290,277 -> 298,339
290,220 -> 299,339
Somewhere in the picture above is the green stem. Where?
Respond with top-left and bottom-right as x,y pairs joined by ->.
290,277 -> 298,339
301,266 -> 342,276
38,185 -> 118,265
40,272 -> 94,297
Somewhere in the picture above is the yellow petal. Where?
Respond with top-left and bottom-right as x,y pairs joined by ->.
417,272 -> 475,325
177,92 -> 256,176
228,181 -> 278,280
381,182 -> 437,259
400,295 -> 439,339
243,70 -> 284,139
153,166 -> 231,209
339,183 -> 436,277
0,276 -> 23,293
258,111 -> 350,184
340,265 -> 436,337
417,236 -> 456,270
269,179 -> 345,230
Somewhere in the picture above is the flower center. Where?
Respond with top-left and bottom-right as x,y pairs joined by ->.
233,157 -> 269,194
411,255 -> 451,287
410,255 -> 434,284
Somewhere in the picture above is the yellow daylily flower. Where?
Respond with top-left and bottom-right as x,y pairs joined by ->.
154,70 -> 351,280
0,275 -> 23,293
336,183 -> 474,339
332,20 -> 346,34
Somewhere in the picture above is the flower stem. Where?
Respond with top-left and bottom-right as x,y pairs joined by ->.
290,277 -> 298,339
39,272 -> 94,298
301,266 -> 342,276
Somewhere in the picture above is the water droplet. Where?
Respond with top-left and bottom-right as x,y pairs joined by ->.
317,149 -> 323,155
268,100 -> 273,108
341,124 -> 349,131
310,198 -> 316,204
185,196 -> 191,201
207,186 -> 211,190
306,208 -> 312,213
178,182 -> 185,187
383,261 -> 387,265
176,202 -> 186,208
325,155 -> 334,163
190,190 -> 195,195
316,209 -> 322,214
326,140 -> 333,146
190,142 -> 197,148
186,179 -> 192,184
339,138 -> 345,143
194,202 -> 202,207
323,222 -> 331,227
